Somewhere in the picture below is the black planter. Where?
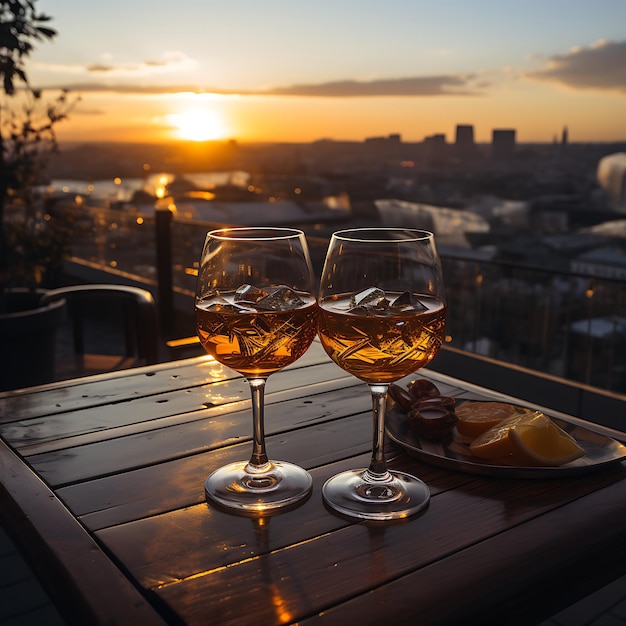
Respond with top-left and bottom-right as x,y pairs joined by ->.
0,290 -> 66,392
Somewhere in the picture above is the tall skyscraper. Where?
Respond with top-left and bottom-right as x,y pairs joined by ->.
455,124 -> 474,146
455,124 -> 475,158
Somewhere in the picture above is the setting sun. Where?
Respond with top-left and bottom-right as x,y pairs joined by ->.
167,107 -> 229,142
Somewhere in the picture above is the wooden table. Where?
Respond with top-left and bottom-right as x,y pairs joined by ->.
1,341 -> 625,626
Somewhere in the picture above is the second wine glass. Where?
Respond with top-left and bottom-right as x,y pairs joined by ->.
317,228 -> 447,520
195,227 -> 318,514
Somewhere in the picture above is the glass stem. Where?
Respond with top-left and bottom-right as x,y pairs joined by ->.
365,383 -> 392,481
246,377 -> 270,471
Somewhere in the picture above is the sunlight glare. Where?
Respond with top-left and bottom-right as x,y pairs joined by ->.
167,107 -> 228,142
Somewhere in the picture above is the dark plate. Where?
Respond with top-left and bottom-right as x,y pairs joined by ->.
386,401 -> 626,478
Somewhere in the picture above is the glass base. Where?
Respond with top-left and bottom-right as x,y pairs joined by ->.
205,460 -> 312,515
322,468 -> 430,521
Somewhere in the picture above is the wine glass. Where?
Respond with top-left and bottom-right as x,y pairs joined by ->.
317,228 -> 446,520
195,227 -> 318,514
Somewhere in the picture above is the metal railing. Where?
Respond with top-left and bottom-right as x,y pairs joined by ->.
64,203 -> 626,395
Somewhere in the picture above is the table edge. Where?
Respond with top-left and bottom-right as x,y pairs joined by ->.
0,436 -> 168,626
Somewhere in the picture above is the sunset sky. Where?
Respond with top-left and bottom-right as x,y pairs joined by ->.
27,0 -> 626,145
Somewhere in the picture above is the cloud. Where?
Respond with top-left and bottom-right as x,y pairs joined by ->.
46,74 -> 482,98
526,39 -> 626,93
86,63 -> 120,73
36,51 -> 198,78
45,83 -> 208,95
263,75 -> 479,97
87,51 -> 198,75
35,40 -> 626,101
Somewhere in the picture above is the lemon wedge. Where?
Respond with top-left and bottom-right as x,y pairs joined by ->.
469,411 -> 585,467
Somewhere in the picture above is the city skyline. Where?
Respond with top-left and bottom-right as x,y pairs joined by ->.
26,0 -> 626,145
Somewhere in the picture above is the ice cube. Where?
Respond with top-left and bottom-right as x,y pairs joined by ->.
346,305 -> 370,316
201,297 -> 255,314
349,287 -> 385,309
234,284 -> 268,303
255,285 -> 305,311
201,296 -> 229,310
391,291 -> 427,313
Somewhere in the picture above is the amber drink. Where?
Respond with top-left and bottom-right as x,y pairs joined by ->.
196,294 -> 318,376
318,293 -> 446,383
318,228 -> 446,521
195,227 -> 317,515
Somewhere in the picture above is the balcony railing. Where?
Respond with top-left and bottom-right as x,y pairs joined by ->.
63,203 -> 626,396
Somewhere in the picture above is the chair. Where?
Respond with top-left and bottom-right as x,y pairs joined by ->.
39,284 -> 160,380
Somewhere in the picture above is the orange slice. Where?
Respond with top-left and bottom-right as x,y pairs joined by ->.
455,401 -> 532,438
469,411 -> 585,467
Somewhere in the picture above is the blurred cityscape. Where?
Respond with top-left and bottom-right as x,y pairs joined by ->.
32,124 -> 626,393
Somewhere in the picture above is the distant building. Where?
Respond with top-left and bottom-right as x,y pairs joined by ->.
491,129 -> 516,159
426,133 -> 446,143
570,246 -> 626,280
597,153 -> 626,212
364,134 -> 401,145
455,124 -> 475,158
423,133 -> 447,164
455,125 -> 474,145
375,198 -> 489,248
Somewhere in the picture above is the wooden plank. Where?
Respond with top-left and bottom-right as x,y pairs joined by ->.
149,469 -> 626,626
95,455 -> 473,588
44,370 -> 470,502
13,368 -> 358,457
0,438 -> 167,626
31,375 -> 559,519
0,357 -> 227,422
18,368 -> 461,456
1,362 -> 355,450
32,379 -> 371,485
0,340 -> 334,423
298,474 -> 626,625
54,411 -> 375,527
46,372 -> 592,493
60,437 -> 464,533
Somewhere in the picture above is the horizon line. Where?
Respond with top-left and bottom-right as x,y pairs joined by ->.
56,137 -> 626,147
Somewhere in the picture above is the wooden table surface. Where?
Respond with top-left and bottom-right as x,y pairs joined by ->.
1,341 -> 625,626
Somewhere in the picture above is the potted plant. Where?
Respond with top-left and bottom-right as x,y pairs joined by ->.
0,0 -> 75,390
